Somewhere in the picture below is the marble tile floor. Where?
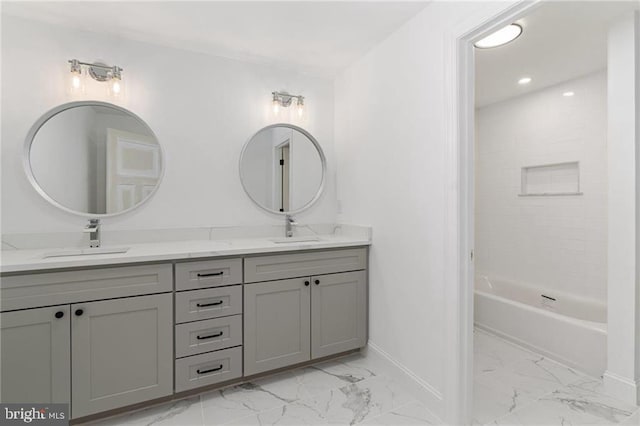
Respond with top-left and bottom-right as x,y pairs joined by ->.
81,352 -> 441,426
474,328 -> 639,425
80,330 -> 640,426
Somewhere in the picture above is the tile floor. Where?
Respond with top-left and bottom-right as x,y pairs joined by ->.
82,330 -> 640,426
82,352 -> 440,426
474,328 -> 639,425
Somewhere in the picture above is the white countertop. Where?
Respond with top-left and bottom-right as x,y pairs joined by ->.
1,225 -> 371,274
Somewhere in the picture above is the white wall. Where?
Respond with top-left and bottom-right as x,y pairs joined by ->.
334,1 -> 516,418
475,71 -> 608,301
1,15 -> 337,233
605,10 -> 640,405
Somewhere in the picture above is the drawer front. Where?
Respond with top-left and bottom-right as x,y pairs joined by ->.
244,248 -> 367,283
175,315 -> 243,358
175,258 -> 242,291
175,286 -> 242,324
1,264 -> 173,312
175,346 -> 242,393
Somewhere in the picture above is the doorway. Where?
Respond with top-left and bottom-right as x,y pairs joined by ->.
449,1 -> 640,424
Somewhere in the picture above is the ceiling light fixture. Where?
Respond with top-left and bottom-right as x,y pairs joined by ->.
474,23 -> 523,49
562,91 -> 575,97
272,91 -> 305,117
68,59 -> 124,98
518,77 -> 532,85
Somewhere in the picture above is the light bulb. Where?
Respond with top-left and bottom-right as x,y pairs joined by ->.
296,97 -> 304,117
272,99 -> 280,115
108,66 -> 124,98
72,74 -> 81,89
68,59 -> 84,94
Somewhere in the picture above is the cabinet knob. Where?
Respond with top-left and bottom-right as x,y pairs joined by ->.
304,280 -> 310,286
75,309 -> 84,316
54,311 -> 64,319
314,280 -> 320,285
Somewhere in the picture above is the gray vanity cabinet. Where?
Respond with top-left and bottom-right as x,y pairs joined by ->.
71,293 -> 173,418
311,270 -> 367,358
0,306 -> 71,404
243,278 -> 311,375
243,248 -> 368,376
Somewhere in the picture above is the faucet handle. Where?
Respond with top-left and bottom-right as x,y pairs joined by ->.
84,218 -> 100,230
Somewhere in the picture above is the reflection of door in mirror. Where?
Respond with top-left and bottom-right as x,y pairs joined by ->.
106,129 -> 160,213
274,140 -> 290,212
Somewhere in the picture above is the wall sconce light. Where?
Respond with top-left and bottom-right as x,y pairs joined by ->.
272,91 -> 305,117
68,59 -> 124,98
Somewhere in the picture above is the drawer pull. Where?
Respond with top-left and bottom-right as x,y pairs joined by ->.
196,300 -> 224,307
197,365 -> 223,375
197,271 -> 224,278
197,331 -> 223,340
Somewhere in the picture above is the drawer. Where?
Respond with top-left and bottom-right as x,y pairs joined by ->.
175,315 -> 242,358
175,346 -> 242,393
175,258 -> 242,291
1,264 -> 173,312
244,248 -> 367,283
175,285 -> 242,324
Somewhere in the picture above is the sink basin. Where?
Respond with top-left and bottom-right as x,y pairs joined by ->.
270,236 -> 322,244
42,247 -> 130,259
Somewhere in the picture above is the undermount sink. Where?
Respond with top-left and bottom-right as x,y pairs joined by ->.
42,247 -> 130,259
270,236 -> 322,244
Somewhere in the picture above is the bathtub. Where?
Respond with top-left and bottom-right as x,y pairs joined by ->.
474,276 -> 607,377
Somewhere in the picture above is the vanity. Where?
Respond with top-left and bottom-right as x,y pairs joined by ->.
1,243 -> 369,421
1,101 -> 371,422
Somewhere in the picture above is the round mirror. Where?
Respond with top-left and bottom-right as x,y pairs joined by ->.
24,101 -> 163,217
239,124 -> 325,214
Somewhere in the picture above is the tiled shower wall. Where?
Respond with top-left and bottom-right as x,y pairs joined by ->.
475,71 -> 607,301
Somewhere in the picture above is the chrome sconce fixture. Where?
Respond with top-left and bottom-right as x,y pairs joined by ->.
272,91 -> 305,117
68,59 -> 124,97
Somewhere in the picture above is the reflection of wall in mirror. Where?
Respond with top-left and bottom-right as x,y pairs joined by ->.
30,106 -> 94,213
290,129 -> 322,210
242,130 -> 274,209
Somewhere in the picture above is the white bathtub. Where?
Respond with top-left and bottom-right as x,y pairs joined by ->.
474,276 -> 607,377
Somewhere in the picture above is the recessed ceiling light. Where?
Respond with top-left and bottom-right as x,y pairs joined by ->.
518,77 -> 532,85
474,24 -> 523,49
563,91 -> 575,97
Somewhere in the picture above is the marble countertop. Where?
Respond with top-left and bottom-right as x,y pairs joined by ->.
1,224 -> 371,274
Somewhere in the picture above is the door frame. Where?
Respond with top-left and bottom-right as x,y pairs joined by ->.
442,1 -> 541,423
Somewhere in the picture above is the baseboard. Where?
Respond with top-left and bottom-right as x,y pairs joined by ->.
365,341 -> 444,420
603,370 -> 639,405
474,323 -> 602,379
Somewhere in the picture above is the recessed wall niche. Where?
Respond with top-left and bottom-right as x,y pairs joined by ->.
519,161 -> 582,196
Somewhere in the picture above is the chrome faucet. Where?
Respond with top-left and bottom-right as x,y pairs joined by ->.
285,215 -> 297,238
84,219 -> 100,248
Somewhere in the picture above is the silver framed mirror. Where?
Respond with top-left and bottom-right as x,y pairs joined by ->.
24,101 -> 164,218
239,123 -> 326,215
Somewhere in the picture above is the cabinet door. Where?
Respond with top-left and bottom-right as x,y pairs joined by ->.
244,278 -> 310,375
0,306 -> 70,404
311,271 -> 367,358
71,294 -> 173,418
